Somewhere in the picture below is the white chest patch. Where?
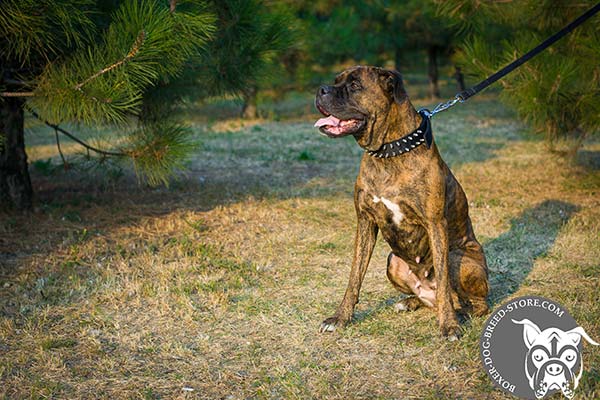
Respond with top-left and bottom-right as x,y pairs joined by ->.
373,196 -> 404,225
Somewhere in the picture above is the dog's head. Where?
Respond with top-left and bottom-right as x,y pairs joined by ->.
314,66 -> 408,140
512,319 -> 599,399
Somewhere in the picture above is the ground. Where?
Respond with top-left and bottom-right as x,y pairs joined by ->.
1,87 -> 599,399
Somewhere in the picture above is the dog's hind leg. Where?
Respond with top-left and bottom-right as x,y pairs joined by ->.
449,243 -> 489,317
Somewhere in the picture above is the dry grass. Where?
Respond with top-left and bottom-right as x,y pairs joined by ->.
1,92 -> 599,399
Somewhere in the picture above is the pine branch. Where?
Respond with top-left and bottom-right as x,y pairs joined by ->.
54,127 -> 69,169
1,31 -> 145,100
74,30 -> 146,91
26,105 -> 195,186
0,91 -> 35,97
26,106 -> 126,157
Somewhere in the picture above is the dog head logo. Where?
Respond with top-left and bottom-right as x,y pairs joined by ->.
512,319 -> 599,399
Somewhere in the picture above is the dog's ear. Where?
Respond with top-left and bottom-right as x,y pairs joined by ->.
379,69 -> 407,104
565,326 -> 600,346
512,319 -> 542,349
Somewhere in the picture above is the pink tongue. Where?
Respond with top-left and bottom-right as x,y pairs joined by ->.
314,115 -> 341,128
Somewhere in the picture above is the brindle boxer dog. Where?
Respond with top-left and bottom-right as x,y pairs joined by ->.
314,66 -> 489,339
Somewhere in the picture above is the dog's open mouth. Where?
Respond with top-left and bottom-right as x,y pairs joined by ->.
314,104 -> 364,137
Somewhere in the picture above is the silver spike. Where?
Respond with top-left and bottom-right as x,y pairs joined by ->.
405,148 -> 409,151
417,130 -> 422,133
402,139 -> 407,143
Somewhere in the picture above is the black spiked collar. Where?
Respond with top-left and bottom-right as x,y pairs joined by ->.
366,110 -> 433,158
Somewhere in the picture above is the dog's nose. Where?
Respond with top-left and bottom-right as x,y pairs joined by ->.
545,363 -> 564,376
319,85 -> 332,96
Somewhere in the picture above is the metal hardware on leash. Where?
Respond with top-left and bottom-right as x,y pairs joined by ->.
429,95 -> 464,118
418,95 -> 464,119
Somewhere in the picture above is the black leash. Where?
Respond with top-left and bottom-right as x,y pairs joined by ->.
422,1 -> 600,119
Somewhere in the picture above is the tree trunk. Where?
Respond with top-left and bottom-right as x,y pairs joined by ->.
394,47 -> 403,73
241,86 -> 258,119
427,46 -> 441,100
454,65 -> 466,91
0,98 -> 33,211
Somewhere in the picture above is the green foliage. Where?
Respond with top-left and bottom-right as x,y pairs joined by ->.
307,7 -> 367,65
282,1 -> 386,68
134,0 -> 298,121
385,0 -> 455,50
274,0 -> 459,96
123,122 -> 198,186
197,0 -> 297,96
1,0 -> 224,187
29,0 -> 215,125
0,0 -> 95,66
441,0 -> 600,153
32,158 -> 61,176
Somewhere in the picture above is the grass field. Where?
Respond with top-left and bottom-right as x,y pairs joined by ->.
1,88 -> 599,399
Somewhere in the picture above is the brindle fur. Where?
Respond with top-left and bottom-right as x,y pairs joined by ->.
316,66 -> 489,338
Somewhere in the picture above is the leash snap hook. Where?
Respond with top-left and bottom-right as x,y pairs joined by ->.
429,96 -> 462,118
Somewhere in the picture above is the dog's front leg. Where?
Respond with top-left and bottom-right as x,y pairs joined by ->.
320,214 -> 378,333
428,219 -> 460,339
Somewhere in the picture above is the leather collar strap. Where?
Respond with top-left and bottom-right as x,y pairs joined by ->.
366,109 -> 433,158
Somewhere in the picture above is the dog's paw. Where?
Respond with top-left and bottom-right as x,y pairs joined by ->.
319,316 -> 347,333
446,333 -> 460,342
394,297 -> 423,312
440,318 -> 462,340
470,298 -> 490,317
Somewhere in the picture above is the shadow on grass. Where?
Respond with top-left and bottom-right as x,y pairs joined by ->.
351,297 -> 400,326
483,199 -> 579,305
437,137 -> 507,168
576,149 -> 600,171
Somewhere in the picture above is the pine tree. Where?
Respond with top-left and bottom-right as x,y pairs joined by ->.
198,0 -> 297,119
284,0 -> 459,99
1,0 -> 295,210
438,0 -> 600,155
0,0 -> 215,210
133,0 -> 297,121
384,0 -> 459,99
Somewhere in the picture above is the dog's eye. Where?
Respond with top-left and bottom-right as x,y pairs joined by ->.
565,354 -> 574,361
533,354 -> 543,361
349,80 -> 361,91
